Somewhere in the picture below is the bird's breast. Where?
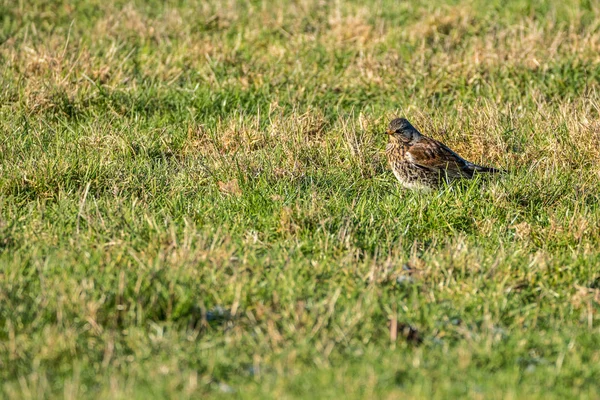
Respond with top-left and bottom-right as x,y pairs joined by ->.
386,142 -> 408,160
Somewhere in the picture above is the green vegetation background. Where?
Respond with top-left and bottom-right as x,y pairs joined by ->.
1,0 -> 600,398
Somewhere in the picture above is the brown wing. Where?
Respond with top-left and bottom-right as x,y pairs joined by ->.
405,137 -> 473,179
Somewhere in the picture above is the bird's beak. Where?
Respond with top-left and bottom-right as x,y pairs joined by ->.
385,129 -> 393,135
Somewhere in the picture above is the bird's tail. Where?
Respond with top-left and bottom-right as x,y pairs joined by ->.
470,164 -> 503,174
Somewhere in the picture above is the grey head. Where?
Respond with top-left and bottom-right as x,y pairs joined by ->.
386,118 -> 421,142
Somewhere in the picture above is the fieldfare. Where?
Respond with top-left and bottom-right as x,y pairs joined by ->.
386,118 -> 500,190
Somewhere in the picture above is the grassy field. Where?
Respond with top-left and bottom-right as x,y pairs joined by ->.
1,0 -> 600,398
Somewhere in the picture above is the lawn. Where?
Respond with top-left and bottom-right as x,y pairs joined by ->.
1,0 -> 600,398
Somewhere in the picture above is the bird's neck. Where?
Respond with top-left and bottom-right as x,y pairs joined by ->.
386,139 -> 406,155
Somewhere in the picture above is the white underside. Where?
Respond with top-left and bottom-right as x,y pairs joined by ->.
392,169 -> 432,191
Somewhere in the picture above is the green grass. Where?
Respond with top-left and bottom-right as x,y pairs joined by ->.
1,0 -> 600,398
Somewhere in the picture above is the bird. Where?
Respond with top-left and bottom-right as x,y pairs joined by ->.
385,118 -> 501,190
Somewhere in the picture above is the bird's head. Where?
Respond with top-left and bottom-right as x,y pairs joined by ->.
386,118 -> 421,142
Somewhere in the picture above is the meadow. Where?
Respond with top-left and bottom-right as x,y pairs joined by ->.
1,0 -> 600,398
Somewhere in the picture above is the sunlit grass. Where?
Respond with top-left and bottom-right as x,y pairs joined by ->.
1,0 -> 600,398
